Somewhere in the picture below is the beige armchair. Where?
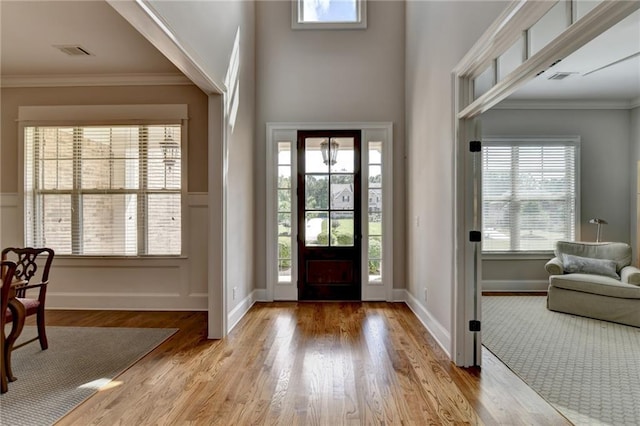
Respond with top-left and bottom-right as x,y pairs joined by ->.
545,241 -> 640,327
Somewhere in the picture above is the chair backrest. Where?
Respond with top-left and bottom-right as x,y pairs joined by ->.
554,241 -> 632,273
1,248 -> 54,297
1,260 -> 18,325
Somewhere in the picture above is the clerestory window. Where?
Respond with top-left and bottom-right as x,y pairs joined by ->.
292,0 -> 367,30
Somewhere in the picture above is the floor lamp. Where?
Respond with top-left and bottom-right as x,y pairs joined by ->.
589,218 -> 608,242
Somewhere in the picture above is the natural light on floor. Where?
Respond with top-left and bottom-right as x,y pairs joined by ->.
78,378 -> 123,391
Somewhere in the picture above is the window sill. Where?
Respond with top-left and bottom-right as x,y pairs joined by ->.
53,255 -> 188,268
482,251 -> 553,261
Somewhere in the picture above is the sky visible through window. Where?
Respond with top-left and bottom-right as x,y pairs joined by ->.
302,0 -> 357,23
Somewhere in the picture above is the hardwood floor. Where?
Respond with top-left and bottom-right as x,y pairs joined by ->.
34,303 -> 570,425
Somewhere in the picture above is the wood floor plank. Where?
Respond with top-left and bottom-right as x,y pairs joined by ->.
30,302 -> 571,425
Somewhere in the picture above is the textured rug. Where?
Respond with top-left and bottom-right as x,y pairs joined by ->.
483,296 -> 640,425
0,326 -> 177,425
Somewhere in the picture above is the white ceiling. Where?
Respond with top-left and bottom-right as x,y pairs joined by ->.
506,9 -> 640,102
0,0 -> 638,103
0,0 -> 180,78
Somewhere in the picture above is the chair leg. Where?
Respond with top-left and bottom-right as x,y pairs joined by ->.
37,308 -> 48,350
1,332 -> 7,393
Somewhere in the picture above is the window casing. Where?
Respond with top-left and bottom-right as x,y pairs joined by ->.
482,137 -> 580,253
23,118 -> 184,257
292,0 -> 367,30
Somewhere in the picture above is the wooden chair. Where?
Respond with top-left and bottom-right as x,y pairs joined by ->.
2,247 -> 54,351
1,260 -> 18,393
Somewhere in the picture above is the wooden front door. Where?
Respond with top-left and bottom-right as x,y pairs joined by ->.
297,130 -> 361,300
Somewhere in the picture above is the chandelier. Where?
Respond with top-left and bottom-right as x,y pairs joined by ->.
320,139 -> 339,165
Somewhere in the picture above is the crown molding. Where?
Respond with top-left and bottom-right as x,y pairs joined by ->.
0,73 -> 193,88
494,99 -> 639,110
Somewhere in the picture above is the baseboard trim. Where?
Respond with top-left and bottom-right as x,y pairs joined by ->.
394,289 -> 451,359
47,293 -> 207,311
483,280 -> 548,292
253,288 -> 268,302
227,292 -> 256,333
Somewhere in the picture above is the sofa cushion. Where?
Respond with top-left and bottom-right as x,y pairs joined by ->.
561,254 -> 620,279
554,241 -> 632,272
550,273 -> 640,299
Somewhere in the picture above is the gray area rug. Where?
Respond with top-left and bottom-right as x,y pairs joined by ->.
483,296 -> 640,425
0,326 -> 177,425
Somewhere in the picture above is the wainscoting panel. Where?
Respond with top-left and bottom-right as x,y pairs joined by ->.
0,192 -> 209,311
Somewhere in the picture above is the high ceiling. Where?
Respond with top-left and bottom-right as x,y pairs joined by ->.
0,0 -> 638,103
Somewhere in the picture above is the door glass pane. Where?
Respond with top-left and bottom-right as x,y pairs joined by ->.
278,141 -> 291,165
278,166 -> 291,188
278,258 -> 292,281
330,137 -> 355,173
306,175 -> 329,209
369,141 -> 382,164
368,235 -> 382,259
369,259 -> 382,281
331,211 -> 354,246
369,211 -> 382,237
330,174 -> 354,210
305,211 -> 328,246
305,138 -> 329,173
278,213 -> 291,235
278,189 -> 291,212
369,165 -> 382,188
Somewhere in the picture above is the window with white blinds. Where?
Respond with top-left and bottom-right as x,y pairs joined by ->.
24,124 -> 182,256
482,137 -> 580,252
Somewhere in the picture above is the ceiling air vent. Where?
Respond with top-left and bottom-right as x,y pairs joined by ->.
53,45 -> 93,56
547,72 -> 575,80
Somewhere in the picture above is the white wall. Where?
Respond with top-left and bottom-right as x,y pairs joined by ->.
140,1 -> 257,320
254,0 -> 406,292
481,108 -> 632,287
404,0 -> 506,353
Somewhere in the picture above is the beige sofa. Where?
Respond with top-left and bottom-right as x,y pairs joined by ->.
545,241 -> 640,327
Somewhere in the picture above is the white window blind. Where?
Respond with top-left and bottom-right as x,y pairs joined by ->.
24,124 -> 182,256
482,138 -> 579,252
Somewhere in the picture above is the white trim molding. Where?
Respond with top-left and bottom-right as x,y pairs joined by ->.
1,73 -> 193,89
394,289 -> 451,359
495,99 -> 640,110
482,280 -> 549,293
107,0 -> 223,95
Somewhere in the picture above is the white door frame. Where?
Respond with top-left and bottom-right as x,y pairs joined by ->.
452,0 -> 640,367
266,122 -> 394,302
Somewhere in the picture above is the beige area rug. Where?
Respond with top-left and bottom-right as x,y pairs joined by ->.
483,296 -> 640,425
0,326 -> 177,425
